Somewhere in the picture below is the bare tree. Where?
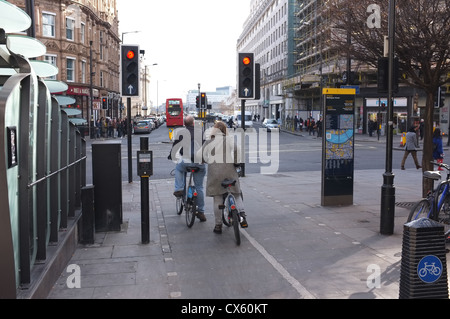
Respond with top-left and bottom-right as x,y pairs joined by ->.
328,0 -> 450,194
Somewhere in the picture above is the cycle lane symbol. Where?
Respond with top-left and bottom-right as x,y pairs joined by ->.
417,255 -> 443,283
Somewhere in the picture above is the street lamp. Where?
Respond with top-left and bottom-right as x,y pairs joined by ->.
121,30 -> 140,43
380,0 -> 396,235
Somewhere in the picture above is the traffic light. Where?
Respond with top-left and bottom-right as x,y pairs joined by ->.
377,57 -> 399,94
121,45 -> 140,96
435,86 -> 446,108
195,96 -> 200,108
200,93 -> 207,108
102,96 -> 108,109
238,53 -> 255,99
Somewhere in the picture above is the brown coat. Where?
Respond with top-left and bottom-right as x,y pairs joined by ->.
202,130 -> 241,197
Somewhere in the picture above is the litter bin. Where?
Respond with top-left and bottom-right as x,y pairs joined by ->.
92,141 -> 123,232
399,218 -> 448,299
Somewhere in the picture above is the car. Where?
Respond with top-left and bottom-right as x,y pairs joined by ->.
262,119 -> 280,132
134,120 -> 152,134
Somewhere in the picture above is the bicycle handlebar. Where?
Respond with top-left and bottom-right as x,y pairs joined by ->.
431,161 -> 450,171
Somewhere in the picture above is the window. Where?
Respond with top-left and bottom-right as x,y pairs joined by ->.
44,55 -> 57,80
66,58 -> 75,82
42,13 -> 55,37
66,18 -> 75,40
100,71 -> 104,87
80,22 -> 85,44
81,60 -> 86,83
99,31 -> 104,60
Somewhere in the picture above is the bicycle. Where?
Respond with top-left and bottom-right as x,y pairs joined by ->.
175,166 -> 199,228
218,178 -> 244,245
408,161 -> 450,238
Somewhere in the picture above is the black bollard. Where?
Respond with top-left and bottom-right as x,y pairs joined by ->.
139,137 -> 150,244
80,185 -> 95,245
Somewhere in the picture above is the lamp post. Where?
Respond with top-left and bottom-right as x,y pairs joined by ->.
121,30 -> 140,43
380,0 -> 396,235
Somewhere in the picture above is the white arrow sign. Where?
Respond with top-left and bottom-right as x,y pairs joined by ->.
128,85 -> 135,94
244,88 -> 250,97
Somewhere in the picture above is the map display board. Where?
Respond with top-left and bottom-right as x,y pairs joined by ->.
321,89 -> 355,206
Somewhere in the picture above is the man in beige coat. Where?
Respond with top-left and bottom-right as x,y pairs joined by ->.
202,121 -> 248,234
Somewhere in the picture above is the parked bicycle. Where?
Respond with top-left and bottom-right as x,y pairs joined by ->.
218,178 -> 244,245
175,166 -> 200,228
408,161 -> 450,238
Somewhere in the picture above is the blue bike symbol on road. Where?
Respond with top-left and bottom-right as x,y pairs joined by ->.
417,255 -> 442,283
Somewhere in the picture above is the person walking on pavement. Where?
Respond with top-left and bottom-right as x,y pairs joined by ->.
401,126 -> 422,170
202,121 -> 248,234
168,115 -> 207,222
432,128 -> 444,171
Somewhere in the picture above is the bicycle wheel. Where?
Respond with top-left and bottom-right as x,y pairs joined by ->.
222,196 -> 231,227
185,191 -> 196,228
407,199 -> 432,222
231,209 -> 241,245
176,196 -> 183,215
434,195 -> 450,236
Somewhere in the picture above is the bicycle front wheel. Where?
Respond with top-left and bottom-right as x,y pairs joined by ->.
408,199 -> 432,222
185,196 -> 196,228
232,209 -> 241,245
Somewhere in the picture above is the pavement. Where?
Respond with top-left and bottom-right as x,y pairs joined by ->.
46,132 -> 450,300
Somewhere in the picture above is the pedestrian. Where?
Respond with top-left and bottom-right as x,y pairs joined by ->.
432,128 -> 444,171
401,126 -> 422,170
202,121 -> 247,234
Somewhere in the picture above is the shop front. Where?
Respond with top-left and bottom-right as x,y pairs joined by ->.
365,97 -> 408,136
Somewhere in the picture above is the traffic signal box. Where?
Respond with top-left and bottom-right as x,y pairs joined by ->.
238,53 -> 260,100
121,45 -> 140,96
238,53 -> 255,99
102,96 -> 108,109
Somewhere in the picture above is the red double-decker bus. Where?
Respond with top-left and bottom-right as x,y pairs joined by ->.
165,98 -> 184,127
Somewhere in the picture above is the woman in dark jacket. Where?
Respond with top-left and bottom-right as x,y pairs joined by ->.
432,128 -> 444,170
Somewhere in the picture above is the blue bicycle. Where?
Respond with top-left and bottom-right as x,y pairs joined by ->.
175,166 -> 199,228
408,162 -> 450,237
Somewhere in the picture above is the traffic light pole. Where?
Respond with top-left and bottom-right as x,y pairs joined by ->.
127,97 -> 133,183
241,99 -> 246,177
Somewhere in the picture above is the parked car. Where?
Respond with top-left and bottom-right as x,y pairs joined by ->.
262,118 -> 280,132
134,120 -> 152,134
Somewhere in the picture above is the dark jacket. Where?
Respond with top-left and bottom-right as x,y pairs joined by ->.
169,125 -> 204,163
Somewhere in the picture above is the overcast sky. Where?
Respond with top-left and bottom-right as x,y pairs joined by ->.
116,0 -> 251,107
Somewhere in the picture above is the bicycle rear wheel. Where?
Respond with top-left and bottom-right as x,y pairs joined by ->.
185,195 -> 196,228
176,196 -> 183,215
408,199 -> 432,222
222,196 -> 231,227
231,209 -> 241,245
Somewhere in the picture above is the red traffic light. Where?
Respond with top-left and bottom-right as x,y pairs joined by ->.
126,50 -> 135,60
242,56 -> 251,65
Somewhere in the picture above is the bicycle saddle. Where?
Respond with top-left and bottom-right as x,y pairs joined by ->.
423,171 -> 441,181
221,179 -> 236,188
186,166 -> 200,173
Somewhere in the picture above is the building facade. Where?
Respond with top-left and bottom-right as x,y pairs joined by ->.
237,0 -> 296,122
238,0 -> 448,133
10,0 -> 121,125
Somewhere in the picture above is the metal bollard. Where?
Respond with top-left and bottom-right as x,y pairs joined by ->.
79,185 -> 95,245
399,218 -> 448,299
